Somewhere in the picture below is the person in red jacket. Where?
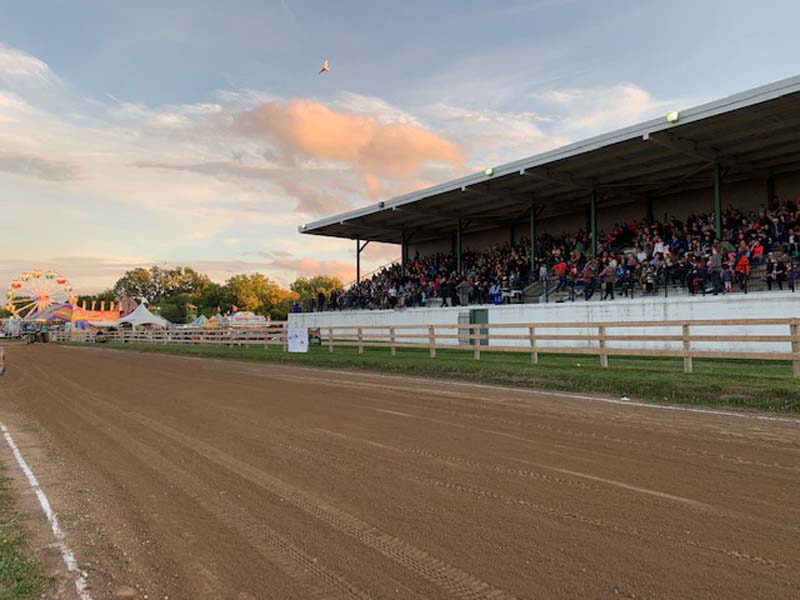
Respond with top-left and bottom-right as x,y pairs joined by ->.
553,259 -> 568,292
735,253 -> 751,291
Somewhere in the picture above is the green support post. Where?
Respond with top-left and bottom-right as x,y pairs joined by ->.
401,231 -> 407,278
529,204 -> 536,270
456,220 -> 462,274
591,191 -> 598,257
356,237 -> 361,283
713,163 -> 722,239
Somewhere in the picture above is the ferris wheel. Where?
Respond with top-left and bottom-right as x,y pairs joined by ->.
5,270 -> 73,320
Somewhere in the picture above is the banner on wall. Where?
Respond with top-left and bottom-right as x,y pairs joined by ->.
72,307 -> 121,324
287,327 -> 309,353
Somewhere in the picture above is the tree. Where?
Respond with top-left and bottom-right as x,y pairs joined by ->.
290,275 -> 344,307
113,267 -> 157,301
225,273 -> 296,319
150,266 -> 212,298
194,282 -> 233,317
113,266 -> 213,303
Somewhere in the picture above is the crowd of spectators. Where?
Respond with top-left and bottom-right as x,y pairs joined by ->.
309,201 -> 800,311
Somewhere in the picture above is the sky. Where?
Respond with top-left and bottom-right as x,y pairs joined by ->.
1,0 -> 799,293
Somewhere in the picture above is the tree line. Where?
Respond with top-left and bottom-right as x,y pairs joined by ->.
76,266 -> 343,322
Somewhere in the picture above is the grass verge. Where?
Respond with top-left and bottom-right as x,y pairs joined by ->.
0,468 -> 49,599
60,341 -> 800,414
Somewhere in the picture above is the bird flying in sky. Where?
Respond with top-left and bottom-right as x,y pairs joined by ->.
318,59 -> 330,75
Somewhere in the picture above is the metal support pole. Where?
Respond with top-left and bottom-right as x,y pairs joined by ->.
529,204 -> 536,271
713,163 -> 722,240
591,191 -> 598,257
645,196 -> 654,223
401,231 -> 407,278
456,220 -> 462,274
356,239 -> 370,283
356,237 -> 361,283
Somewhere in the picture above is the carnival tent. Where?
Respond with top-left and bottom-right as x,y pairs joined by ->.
191,314 -> 209,327
116,303 -> 170,329
28,302 -> 73,322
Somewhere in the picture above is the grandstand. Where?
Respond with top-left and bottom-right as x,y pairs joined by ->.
300,75 -> 800,309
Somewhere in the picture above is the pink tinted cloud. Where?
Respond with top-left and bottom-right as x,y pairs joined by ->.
235,99 -> 466,177
278,177 -> 353,215
265,253 -> 355,283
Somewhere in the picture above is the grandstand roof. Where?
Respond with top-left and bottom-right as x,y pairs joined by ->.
300,75 -> 800,245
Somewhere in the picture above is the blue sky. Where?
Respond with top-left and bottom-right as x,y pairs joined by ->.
1,0 -> 799,291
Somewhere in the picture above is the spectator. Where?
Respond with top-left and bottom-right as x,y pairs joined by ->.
336,199 -> 799,309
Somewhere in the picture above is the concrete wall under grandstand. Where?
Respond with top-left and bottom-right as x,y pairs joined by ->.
289,291 -> 799,354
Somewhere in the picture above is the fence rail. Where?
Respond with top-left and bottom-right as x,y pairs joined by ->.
51,324 -> 288,348
318,318 -> 800,378
51,318 -> 800,378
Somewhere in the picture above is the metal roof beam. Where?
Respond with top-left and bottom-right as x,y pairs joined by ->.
643,131 -> 769,178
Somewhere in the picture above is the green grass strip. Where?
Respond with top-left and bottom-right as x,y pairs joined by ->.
0,469 -> 49,599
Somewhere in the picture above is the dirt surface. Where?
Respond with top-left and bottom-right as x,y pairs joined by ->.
1,343 -> 799,600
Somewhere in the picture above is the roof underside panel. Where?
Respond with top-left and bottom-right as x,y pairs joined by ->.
300,76 -> 800,245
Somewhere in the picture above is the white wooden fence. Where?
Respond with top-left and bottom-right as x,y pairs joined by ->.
52,318 -> 800,377
51,324 -> 288,348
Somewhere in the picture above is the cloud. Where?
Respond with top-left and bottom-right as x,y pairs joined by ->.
0,152 -> 80,181
259,252 -> 355,283
0,43 -> 59,83
424,103 -> 564,166
131,160 -> 355,216
0,42 -> 690,293
276,177 -> 355,216
534,82 -> 672,137
132,160 -> 280,180
233,99 -> 466,177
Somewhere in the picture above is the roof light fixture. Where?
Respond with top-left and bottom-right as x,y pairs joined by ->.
666,111 -> 680,123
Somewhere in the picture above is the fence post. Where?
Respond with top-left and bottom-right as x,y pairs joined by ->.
473,325 -> 480,360
682,323 -> 693,374
791,320 -> 800,379
358,328 -> 364,355
598,325 -> 608,368
529,325 -> 538,364
390,327 -> 396,356
428,325 -> 436,358
328,327 -> 334,353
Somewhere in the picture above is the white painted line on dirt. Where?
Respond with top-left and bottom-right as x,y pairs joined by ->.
1,423 -> 92,600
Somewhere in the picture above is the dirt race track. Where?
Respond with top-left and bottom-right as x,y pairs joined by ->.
1,344 -> 799,599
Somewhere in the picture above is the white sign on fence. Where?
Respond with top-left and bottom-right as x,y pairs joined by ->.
287,327 -> 309,353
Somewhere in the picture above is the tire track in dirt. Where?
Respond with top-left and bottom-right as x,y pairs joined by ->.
411,474 -> 792,573
36,358 -> 519,600
80,348 -> 800,473
305,428 -> 793,574
122,411 -> 519,600
15,345 -> 800,599
28,363 -> 380,600
298,428 -> 799,565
